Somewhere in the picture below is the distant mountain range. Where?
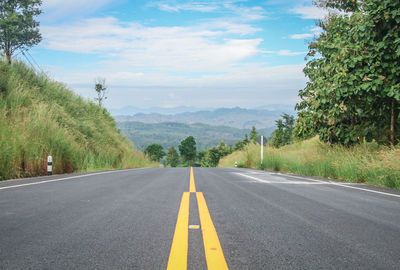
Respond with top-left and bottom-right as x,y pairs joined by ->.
117,121 -> 275,151
109,106 -> 210,115
114,106 -> 295,130
113,106 -> 295,151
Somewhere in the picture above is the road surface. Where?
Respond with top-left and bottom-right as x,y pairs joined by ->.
0,167 -> 399,269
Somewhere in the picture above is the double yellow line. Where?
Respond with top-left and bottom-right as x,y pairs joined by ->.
167,167 -> 228,270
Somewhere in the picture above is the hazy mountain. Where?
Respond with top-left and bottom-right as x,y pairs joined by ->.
109,106 -> 209,115
114,106 -> 295,129
117,121 -> 274,151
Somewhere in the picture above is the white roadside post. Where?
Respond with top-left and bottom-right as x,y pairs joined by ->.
47,156 -> 53,176
260,135 -> 264,164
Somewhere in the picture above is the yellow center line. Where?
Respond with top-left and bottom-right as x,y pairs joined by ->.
167,167 -> 229,270
196,192 -> 229,270
167,192 -> 190,270
189,167 -> 196,192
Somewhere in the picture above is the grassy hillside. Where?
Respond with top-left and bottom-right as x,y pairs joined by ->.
219,138 -> 400,189
117,121 -> 274,151
0,61 -> 156,180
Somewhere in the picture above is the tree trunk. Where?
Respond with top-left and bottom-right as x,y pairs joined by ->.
391,98 -> 395,146
5,51 -> 12,64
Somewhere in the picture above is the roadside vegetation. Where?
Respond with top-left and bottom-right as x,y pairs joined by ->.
0,61 -> 156,180
219,138 -> 400,189
220,0 -> 400,189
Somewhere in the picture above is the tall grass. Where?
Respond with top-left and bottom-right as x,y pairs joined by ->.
219,138 -> 400,189
0,60 -> 156,180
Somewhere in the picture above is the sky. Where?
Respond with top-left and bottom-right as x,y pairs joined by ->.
27,0 -> 327,110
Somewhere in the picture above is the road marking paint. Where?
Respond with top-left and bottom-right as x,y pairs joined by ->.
235,173 -> 273,183
286,174 -> 400,198
167,192 -> 190,270
189,225 -> 200,229
196,192 -> 229,270
189,167 -> 196,192
235,173 -> 327,185
0,169 -> 144,191
235,172 -> 400,199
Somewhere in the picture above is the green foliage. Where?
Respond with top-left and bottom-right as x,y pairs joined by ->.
250,126 -> 258,142
0,0 -> 42,63
219,137 -> 400,189
206,147 -> 221,167
166,147 -> 179,167
314,0 -> 360,12
200,140 -> 233,167
179,136 -> 196,164
233,132 -> 252,151
298,0 -> 400,146
197,149 -> 207,162
270,114 -> 295,148
144,143 -> 165,162
294,110 -> 317,141
0,60 -> 155,180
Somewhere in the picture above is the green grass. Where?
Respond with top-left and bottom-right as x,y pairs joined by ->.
219,137 -> 400,189
0,60 -> 157,180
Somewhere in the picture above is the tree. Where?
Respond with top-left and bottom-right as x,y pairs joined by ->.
166,147 -> 179,167
297,0 -> 400,145
0,0 -> 42,64
294,110 -> 317,141
207,147 -> 222,167
178,136 -> 196,165
144,143 -> 165,162
94,78 -> 107,107
197,149 -> 208,162
271,114 -> 295,148
234,140 -> 246,151
250,126 -> 258,143
218,141 -> 231,156
243,134 -> 250,144
282,114 -> 295,144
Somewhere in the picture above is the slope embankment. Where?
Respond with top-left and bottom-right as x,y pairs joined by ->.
0,61 -> 156,180
219,138 -> 400,189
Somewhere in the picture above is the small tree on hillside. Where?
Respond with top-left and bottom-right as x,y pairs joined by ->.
250,126 -> 258,143
271,114 -> 295,148
0,0 -> 42,64
166,147 -> 179,167
144,143 -> 165,162
243,134 -> 250,144
94,78 -> 107,107
179,136 -> 196,165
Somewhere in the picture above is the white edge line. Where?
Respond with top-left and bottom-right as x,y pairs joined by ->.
0,168 -> 145,191
235,173 -> 325,185
235,173 -> 273,184
235,172 -> 400,199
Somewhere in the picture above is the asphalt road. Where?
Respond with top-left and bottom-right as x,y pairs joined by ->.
0,167 -> 399,269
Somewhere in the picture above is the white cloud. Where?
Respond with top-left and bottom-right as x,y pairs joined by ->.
290,5 -> 329,20
41,17 -> 263,72
42,0 -> 113,19
151,1 -> 266,21
290,26 -> 323,40
290,33 -> 313,39
154,2 -> 218,12
278,50 -> 307,56
311,26 -> 322,32
44,63 -> 306,108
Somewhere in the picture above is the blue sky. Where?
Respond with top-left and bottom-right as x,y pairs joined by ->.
29,0 -> 327,110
